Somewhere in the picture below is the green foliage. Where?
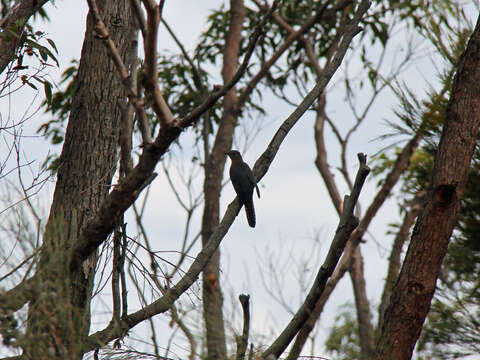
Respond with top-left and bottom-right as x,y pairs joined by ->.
38,59 -> 78,144
0,22 -> 58,102
325,305 -> 361,360
155,52 -> 219,140
36,60 -> 77,171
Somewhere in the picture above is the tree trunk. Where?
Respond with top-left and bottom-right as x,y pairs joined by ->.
376,201 -> 420,339
350,245 -> 375,359
375,15 -> 480,360
201,1 -> 245,359
24,2 -> 136,359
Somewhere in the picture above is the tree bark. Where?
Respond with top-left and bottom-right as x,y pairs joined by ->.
376,200 -> 421,339
376,15 -> 480,360
24,1 -> 136,359
201,1 -> 245,359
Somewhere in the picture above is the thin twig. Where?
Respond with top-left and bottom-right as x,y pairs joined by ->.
180,0 -> 281,126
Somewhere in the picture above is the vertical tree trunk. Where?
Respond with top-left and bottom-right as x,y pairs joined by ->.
350,245 -> 375,359
376,15 -> 480,360
24,2 -> 136,359
201,1 -> 245,359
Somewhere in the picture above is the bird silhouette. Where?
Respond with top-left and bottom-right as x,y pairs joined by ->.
225,150 -> 260,227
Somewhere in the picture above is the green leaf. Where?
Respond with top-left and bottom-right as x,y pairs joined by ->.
46,38 -> 58,53
44,81 -> 53,104
26,81 -> 38,90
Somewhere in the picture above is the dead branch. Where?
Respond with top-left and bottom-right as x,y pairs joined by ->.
236,294 -> 251,360
261,153 -> 370,359
140,0 -> 174,127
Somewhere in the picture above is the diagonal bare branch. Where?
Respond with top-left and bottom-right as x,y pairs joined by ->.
261,153 -> 370,359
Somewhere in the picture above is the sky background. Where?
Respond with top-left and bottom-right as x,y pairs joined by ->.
1,1 -> 478,359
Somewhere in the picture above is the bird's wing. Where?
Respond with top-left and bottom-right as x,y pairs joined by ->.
244,163 -> 260,198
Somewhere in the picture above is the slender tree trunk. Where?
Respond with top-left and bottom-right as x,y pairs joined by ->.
201,1 -> 245,359
24,2 -> 136,359
350,245 -> 375,359
376,15 -> 480,359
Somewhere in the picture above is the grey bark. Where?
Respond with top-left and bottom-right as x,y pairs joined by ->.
23,1 -> 136,359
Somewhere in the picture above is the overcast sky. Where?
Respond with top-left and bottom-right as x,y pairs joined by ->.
1,1 -> 477,359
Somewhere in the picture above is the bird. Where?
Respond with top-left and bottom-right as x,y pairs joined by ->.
225,150 -> 260,227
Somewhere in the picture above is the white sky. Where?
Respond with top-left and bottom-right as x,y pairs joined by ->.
1,1 -> 478,359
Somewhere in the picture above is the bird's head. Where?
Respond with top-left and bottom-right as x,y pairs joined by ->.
225,150 -> 243,162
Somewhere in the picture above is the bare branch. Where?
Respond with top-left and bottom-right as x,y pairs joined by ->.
111,226 -> 122,322
261,153 -> 370,359
141,0 -> 173,127
288,120 -> 425,357
161,18 -> 206,94
236,294 -> 251,360
251,0 -> 369,184
180,0 -> 281,127
238,0 -> 332,107
314,94 -> 343,215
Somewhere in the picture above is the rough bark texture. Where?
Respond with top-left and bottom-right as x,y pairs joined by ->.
201,1 -> 245,359
24,2 -> 136,359
375,15 -> 480,360
376,201 -> 421,338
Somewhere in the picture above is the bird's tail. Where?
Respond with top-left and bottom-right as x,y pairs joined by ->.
244,198 -> 256,228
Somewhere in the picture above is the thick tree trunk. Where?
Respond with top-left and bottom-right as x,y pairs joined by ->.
376,15 -> 480,360
24,2 -> 136,359
201,1 -> 245,359
376,201 -> 420,338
